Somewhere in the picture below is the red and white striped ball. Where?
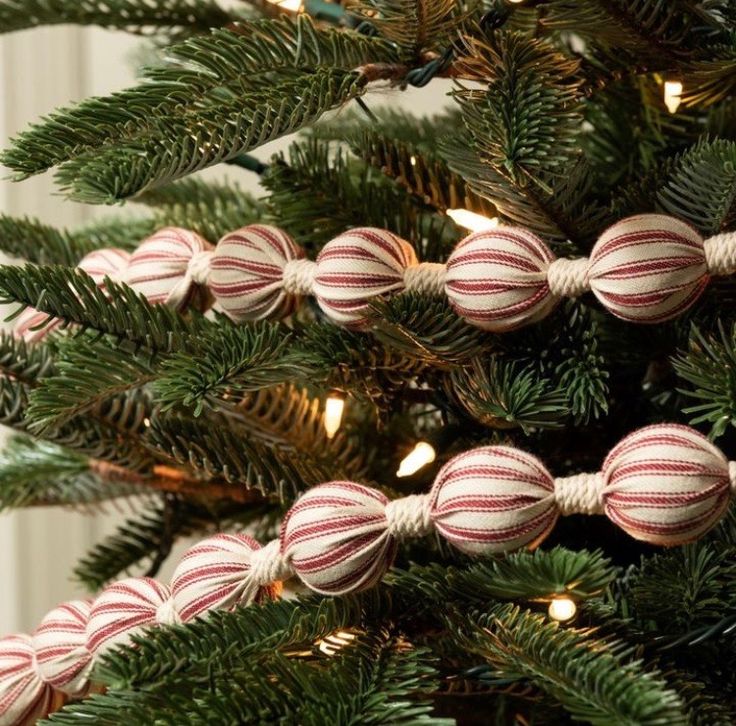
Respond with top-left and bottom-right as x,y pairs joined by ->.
13,247 -> 130,343
32,600 -> 92,697
86,577 -> 179,657
601,424 -> 732,545
172,533 -> 280,622
313,228 -> 418,327
445,227 -> 558,332
209,225 -> 305,322
588,215 -> 708,323
429,446 -> 557,554
126,227 -> 212,310
0,634 -> 54,725
280,482 -> 397,595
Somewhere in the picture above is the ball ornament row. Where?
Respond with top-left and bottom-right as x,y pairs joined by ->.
2,424 -> 733,721
15,214 -> 735,342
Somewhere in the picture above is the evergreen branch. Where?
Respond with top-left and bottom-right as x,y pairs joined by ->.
51,631 -> 446,724
231,384 -> 369,478
0,263 -> 212,351
153,322 -> 304,414
260,137 -> 461,258
0,332 -> 55,386
370,294 -> 491,365
656,139 -> 736,235
0,0 -> 234,35
298,324 -> 427,410
450,357 -> 570,432
148,413 -> 328,501
2,16 -> 394,179
0,435 -> 135,509
137,178 -> 266,243
455,605 -> 687,725
392,547 -> 616,603
74,495 -> 273,589
347,125 -> 497,219
56,69 -> 369,203
672,322 -> 736,437
26,335 -> 158,433
352,0 -> 460,57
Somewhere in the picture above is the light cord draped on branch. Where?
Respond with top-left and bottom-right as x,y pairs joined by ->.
1,422 -> 734,722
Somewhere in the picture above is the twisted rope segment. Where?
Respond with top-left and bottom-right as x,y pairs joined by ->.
2,423 -> 734,723
14,214 -> 736,342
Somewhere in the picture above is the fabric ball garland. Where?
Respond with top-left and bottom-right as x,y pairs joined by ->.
3,422 -> 736,722
14,214 -> 736,339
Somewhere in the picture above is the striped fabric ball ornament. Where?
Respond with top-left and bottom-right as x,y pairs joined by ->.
444,227 -> 558,332
171,533 -> 280,622
209,225 -> 305,322
125,227 -> 212,310
313,228 -> 418,326
281,482 -> 397,595
601,424 -> 732,545
86,577 -> 180,657
32,600 -> 92,697
588,214 -> 709,322
429,446 -> 558,554
14,247 -> 130,343
0,634 -> 54,726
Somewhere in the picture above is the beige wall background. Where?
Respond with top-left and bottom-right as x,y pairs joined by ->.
0,20 -> 450,634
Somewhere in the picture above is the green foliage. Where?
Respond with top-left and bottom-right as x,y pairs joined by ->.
58,69 -> 369,203
0,435 -> 134,509
0,332 -> 55,385
371,294 -> 491,365
456,605 -> 686,725
0,263 -> 212,351
352,0 -> 461,57
2,16 -> 395,187
136,178 -> 266,242
154,322 -> 304,414
450,357 -> 570,431
0,0 -> 234,35
50,630 -> 447,725
262,138 -> 461,257
672,322 -> 736,437
148,413 -> 329,500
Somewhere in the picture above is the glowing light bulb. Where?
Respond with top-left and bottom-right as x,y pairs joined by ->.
548,597 -> 577,622
446,209 -> 500,233
410,155 -> 417,166
397,442 -> 436,477
318,630 -> 357,656
267,0 -> 303,10
324,393 -> 345,439
664,80 -> 683,114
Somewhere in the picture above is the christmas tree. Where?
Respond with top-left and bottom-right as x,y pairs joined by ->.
1,0 -> 736,723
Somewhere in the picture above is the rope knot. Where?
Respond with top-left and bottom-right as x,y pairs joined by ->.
249,539 -> 294,586
188,249 -> 214,286
554,472 -> 605,516
384,494 -> 434,539
403,262 -> 447,296
704,233 -> 736,276
547,257 -> 590,298
155,597 -> 182,627
283,258 -> 317,296
728,461 -> 736,493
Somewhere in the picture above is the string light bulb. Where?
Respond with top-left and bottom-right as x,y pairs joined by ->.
446,209 -> 500,233
324,392 -> 345,439
266,0 -> 303,10
317,630 -> 357,656
397,441 -> 436,477
548,597 -> 577,622
663,80 -> 683,114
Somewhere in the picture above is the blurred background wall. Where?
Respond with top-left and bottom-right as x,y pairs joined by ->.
0,18 -> 448,634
